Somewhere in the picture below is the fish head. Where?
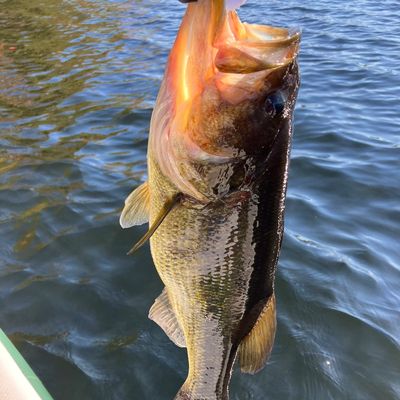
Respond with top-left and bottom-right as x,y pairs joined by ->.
149,1 -> 300,202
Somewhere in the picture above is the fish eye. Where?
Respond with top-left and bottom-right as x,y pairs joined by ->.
264,91 -> 286,118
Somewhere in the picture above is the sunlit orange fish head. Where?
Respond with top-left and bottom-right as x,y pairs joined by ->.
149,0 -> 301,201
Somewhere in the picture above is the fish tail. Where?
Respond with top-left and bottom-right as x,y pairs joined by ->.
174,385 -> 228,400
174,360 -> 232,400
174,386 -> 192,400
174,387 -> 189,400
174,329 -> 236,399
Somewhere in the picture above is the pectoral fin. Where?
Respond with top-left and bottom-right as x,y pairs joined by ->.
127,193 -> 181,255
149,288 -> 186,348
120,182 -> 150,228
239,293 -> 276,374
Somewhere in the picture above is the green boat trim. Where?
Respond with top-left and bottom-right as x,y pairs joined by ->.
0,329 -> 53,400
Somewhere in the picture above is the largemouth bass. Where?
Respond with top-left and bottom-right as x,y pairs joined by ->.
120,0 -> 300,398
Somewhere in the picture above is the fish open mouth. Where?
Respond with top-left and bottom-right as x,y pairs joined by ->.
169,0 -> 300,107
214,12 -> 300,74
150,0 -> 301,201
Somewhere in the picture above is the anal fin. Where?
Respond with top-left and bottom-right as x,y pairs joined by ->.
239,293 -> 276,374
149,289 -> 186,348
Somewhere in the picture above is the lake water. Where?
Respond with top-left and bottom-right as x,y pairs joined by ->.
0,0 -> 399,399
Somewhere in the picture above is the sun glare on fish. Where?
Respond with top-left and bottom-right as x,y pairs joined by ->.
182,53 -> 190,101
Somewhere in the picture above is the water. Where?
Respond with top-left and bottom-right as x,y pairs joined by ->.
0,0 -> 399,399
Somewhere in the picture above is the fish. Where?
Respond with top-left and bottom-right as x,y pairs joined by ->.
120,0 -> 300,399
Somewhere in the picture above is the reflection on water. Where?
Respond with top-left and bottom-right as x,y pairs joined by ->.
0,0 -> 399,399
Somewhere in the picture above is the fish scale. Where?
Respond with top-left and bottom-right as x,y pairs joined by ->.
120,0 -> 300,398
147,131 -> 291,398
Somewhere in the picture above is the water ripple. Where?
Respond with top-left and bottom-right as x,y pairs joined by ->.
0,0 -> 399,399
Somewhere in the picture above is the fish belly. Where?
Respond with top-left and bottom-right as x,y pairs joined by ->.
147,121 -> 291,398
151,197 -> 258,398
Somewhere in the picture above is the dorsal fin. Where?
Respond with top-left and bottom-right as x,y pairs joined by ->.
119,182 -> 150,228
127,193 -> 181,255
149,288 -> 186,348
239,293 -> 276,374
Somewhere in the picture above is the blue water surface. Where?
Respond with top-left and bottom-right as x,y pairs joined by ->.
0,0 -> 399,399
